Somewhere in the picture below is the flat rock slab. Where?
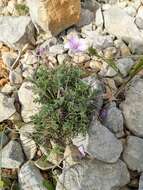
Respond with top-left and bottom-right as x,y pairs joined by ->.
0,140 -> 24,169
56,159 -> 130,190
0,93 -> 16,122
0,16 -> 35,50
104,6 -> 143,53
19,161 -> 47,190
121,77 -> 143,137
86,119 -> 123,163
123,136 -> 143,172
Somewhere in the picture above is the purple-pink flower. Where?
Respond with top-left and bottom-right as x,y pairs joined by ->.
78,145 -> 86,157
64,36 -> 87,53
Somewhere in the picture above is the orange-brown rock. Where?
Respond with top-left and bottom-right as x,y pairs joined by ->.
26,0 -> 81,35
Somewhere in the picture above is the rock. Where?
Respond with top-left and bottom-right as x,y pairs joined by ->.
49,44 -> 65,56
22,64 -> 36,79
81,23 -> 94,36
85,32 -> 113,49
96,8 -> 104,28
2,52 -> 17,69
104,6 -> 143,54
83,76 -> 104,112
56,159 -> 130,190
38,37 -> 57,52
19,161 -> 47,190
20,123 -> 37,160
18,82 -> 40,123
86,119 -> 123,163
20,50 -> 38,65
89,60 -> 102,72
0,93 -> 16,122
26,0 -> 81,35
64,144 -> 82,166
120,77 -> 143,137
106,58 -> 134,77
72,133 -> 87,148
9,67 -> 23,85
135,17 -> 143,29
124,6 -> 136,17
7,0 -> 16,14
136,5 -> 143,19
104,46 -> 117,59
114,39 -> 131,57
139,173 -> 143,190
0,140 -> 24,169
73,53 -> 90,64
35,155 -> 54,170
0,132 -> 9,148
76,8 -> 94,27
57,54 -> 68,65
123,136 -> 143,172
135,6 -> 143,30
0,16 -> 35,50
102,102 -> 124,138
1,83 -> 16,95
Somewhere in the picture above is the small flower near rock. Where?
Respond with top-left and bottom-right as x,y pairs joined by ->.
64,36 -> 87,53
78,145 -> 86,158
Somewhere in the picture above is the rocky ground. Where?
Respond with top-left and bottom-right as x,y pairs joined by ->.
0,0 -> 143,189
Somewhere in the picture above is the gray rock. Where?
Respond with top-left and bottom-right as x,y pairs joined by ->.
9,67 -> 23,85
96,8 -> 104,28
86,119 -> 123,163
49,44 -> 65,56
18,82 -> 40,123
120,77 -> 143,137
0,93 -> 16,122
123,136 -> 143,172
38,37 -> 57,52
104,6 -> 143,54
56,159 -> 130,190
20,123 -> 37,160
20,51 -> 38,65
0,140 -> 24,169
139,173 -> 143,190
0,132 -> 9,148
85,32 -> 114,49
2,52 -> 17,69
124,6 -> 136,17
106,58 -> 134,77
135,17 -> 143,30
103,102 -> 124,138
19,161 -> 47,190
22,64 -> 36,79
77,8 -> 94,27
83,76 -> 104,112
0,16 -> 35,50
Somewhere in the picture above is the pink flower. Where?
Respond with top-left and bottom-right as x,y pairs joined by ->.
78,145 -> 86,157
64,36 -> 87,53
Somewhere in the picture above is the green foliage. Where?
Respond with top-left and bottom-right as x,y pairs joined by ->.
0,180 -> 4,188
43,180 -> 55,190
15,4 -> 29,15
32,64 -> 97,146
88,46 -> 98,56
129,57 -> 143,78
